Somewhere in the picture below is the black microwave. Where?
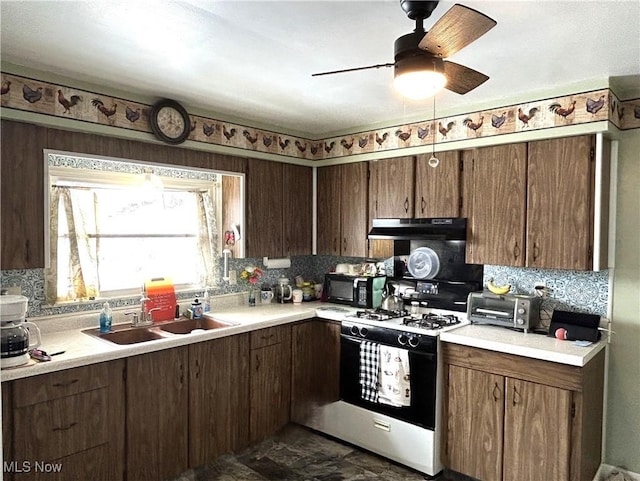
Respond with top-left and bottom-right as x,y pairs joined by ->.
325,274 -> 386,309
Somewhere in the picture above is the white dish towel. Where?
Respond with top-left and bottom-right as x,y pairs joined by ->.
378,346 -> 411,407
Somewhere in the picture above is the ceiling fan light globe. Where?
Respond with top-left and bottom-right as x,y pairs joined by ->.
393,70 -> 447,100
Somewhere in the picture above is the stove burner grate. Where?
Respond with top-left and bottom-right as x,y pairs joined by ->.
402,313 -> 461,330
355,308 -> 408,321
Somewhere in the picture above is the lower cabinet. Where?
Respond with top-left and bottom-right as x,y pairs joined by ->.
189,334 -> 250,466
6,360 -> 125,481
126,346 -> 189,481
442,343 -> 605,481
291,319 -> 341,425
249,325 -> 292,443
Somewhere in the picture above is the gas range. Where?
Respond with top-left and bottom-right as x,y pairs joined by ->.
343,307 -> 469,337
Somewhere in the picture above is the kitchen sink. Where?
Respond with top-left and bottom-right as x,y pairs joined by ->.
82,316 -> 239,345
157,317 -> 238,334
82,325 -> 167,345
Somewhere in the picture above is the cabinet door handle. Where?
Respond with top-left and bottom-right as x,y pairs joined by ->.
512,385 -> 521,405
255,354 -> 261,371
404,197 -> 409,213
333,238 -> 337,254
343,238 -> 347,252
421,196 -> 426,214
194,359 -> 200,379
513,242 -> 521,260
52,421 -> 77,432
492,383 -> 501,402
532,242 -> 539,262
52,379 -> 79,388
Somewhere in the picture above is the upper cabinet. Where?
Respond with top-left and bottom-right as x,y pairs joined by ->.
463,143 -> 528,267
1,121 -> 47,270
245,159 -> 312,258
369,156 -> 416,219
415,151 -> 462,218
463,135 -> 609,270
527,135 -> 602,270
317,163 -> 368,257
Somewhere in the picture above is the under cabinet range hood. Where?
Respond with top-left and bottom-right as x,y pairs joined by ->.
367,218 -> 467,240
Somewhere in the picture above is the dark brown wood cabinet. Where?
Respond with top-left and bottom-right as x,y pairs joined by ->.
463,135 -> 606,270
527,135 -> 599,270
249,325 -> 291,443
0,121 -> 47,269
291,320 -> 341,425
283,162 -> 313,256
369,156 -> 416,219
245,158 -> 312,257
462,143 -> 528,266
6,361 -> 125,481
442,343 -> 605,481
126,346 -> 189,481
317,162 -> 369,257
415,151 -> 462,217
189,334 -> 250,466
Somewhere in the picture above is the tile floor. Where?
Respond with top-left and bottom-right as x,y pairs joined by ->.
172,424 -> 475,481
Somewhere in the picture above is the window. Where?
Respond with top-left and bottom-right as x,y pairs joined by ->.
44,151 -> 240,304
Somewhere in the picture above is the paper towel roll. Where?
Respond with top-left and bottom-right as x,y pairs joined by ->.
262,257 -> 291,269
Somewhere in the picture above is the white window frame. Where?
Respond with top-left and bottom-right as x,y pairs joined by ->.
44,149 -> 245,302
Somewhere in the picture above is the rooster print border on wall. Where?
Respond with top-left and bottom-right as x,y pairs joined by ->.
1,71 -> 638,161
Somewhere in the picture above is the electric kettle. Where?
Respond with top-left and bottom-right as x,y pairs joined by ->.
0,295 -> 41,368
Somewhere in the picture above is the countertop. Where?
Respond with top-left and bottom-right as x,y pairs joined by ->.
2,297 -> 606,381
440,324 -> 606,367
1,299 -> 352,382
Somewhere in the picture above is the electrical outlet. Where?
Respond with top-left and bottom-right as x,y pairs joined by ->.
533,281 -> 547,299
229,270 -> 237,285
6,286 -> 21,295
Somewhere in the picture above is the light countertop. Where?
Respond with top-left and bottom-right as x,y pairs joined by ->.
440,324 -> 606,367
2,298 -> 606,381
1,299 -> 338,382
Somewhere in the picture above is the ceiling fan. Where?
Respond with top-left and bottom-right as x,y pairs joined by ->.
312,1 -> 497,99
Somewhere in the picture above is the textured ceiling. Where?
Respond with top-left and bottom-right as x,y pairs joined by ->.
1,1 -> 639,137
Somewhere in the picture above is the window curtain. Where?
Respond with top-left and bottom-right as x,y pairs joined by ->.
44,186 -> 99,304
195,190 -> 220,287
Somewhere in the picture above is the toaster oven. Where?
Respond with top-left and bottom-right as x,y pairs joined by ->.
467,292 -> 542,332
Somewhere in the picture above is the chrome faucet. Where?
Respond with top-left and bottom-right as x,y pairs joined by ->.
125,290 -> 161,327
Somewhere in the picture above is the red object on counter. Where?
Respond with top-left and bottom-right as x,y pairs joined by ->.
555,327 -> 568,340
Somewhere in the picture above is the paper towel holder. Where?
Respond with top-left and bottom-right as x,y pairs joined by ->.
262,257 -> 291,269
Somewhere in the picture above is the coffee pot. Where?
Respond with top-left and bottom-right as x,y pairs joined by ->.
275,276 -> 293,303
0,295 -> 41,368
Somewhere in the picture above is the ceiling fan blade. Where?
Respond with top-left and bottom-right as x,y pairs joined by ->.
419,4 -> 497,58
444,61 -> 489,94
312,63 -> 394,77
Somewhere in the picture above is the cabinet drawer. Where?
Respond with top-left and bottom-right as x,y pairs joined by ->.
14,388 -> 109,461
13,363 -> 110,407
251,325 -> 290,349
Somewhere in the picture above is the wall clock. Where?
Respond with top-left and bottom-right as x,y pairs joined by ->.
149,99 -> 191,144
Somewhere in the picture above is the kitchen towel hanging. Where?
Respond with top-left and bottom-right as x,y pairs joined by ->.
378,346 -> 411,407
359,341 -> 380,403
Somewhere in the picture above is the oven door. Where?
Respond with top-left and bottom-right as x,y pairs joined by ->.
339,334 -> 437,430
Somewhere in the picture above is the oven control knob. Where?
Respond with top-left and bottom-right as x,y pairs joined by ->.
350,325 -> 359,336
397,334 -> 408,345
359,327 -> 368,337
408,336 -> 420,348
516,318 -> 525,325
517,308 -> 526,315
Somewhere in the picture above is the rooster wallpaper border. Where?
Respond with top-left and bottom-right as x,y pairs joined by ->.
1,71 -> 639,162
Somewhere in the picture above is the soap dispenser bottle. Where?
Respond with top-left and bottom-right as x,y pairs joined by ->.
100,301 -> 113,333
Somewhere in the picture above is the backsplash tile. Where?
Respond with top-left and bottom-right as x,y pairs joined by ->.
484,265 -> 609,317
